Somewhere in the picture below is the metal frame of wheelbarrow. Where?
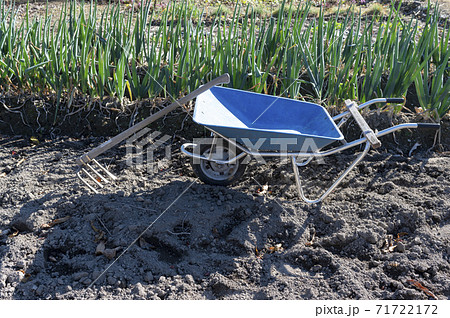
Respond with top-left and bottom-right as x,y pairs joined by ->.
181,98 -> 440,203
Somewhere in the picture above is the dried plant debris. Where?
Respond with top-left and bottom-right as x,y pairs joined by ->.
256,185 -> 271,195
8,227 -> 19,238
41,216 -> 71,229
408,279 -> 438,300
255,243 -> 283,259
305,228 -> 316,247
90,220 -> 106,242
381,233 -> 408,253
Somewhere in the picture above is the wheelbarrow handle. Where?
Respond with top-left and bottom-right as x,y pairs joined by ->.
76,73 -> 230,165
333,97 -> 405,121
386,98 -> 405,104
417,123 -> 440,130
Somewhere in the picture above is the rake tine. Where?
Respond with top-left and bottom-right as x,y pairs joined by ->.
76,169 -> 100,194
86,162 -> 110,183
75,74 -> 230,192
92,159 -> 117,180
82,167 -> 104,188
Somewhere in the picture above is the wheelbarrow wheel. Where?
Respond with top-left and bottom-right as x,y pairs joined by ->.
191,141 -> 247,186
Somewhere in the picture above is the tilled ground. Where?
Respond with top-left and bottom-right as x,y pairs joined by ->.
0,114 -> 449,300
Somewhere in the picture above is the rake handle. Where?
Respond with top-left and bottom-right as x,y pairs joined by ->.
76,74 -> 230,165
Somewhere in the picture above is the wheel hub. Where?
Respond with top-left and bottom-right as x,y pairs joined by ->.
200,146 -> 238,181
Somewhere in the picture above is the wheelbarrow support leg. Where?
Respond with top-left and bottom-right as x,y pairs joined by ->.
292,141 -> 371,203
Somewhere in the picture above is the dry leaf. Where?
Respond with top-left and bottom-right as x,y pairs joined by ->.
414,107 -> 423,114
8,229 -> 19,238
268,243 -> 283,253
41,216 -> 71,229
381,235 -> 397,253
408,279 -> 438,300
90,220 -> 106,242
30,136 -> 39,145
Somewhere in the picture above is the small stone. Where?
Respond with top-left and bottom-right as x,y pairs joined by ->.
210,207 -> 214,211
16,260 -> 26,269
136,197 -> 145,202
311,264 -> 322,272
35,285 -> 45,296
395,241 -> 406,253
361,231 -> 377,244
156,287 -> 166,298
185,274 -> 195,285
57,278 -> 64,285
133,283 -> 146,297
95,242 -> 106,255
82,278 -> 92,286
378,182 -> 395,194
107,276 -> 117,285
320,212 -> 334,224
431,214 -> 441,223
336,233 -> 346,242
363,167 -> 372,174
103,248 -> 117,260
158,276 -> 166,284
0,274 -> 6,289
73,272 -> 89,281
144,272 -> 154,283
92,270 -> 103,280
65,285 -> 72,292
244,208 -> 252,217
415,264 -> 428,273
10,220 -> 32,232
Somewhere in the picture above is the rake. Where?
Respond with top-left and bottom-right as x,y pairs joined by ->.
76,74 -> 230,193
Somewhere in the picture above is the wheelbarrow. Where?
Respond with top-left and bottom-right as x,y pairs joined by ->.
180,85 -> 440,203
76,73 -> 439,203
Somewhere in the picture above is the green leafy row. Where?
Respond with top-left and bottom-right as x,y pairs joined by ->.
0,0 -> 448,119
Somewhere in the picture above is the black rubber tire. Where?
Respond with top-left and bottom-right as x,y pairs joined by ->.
190,141 -> 247,186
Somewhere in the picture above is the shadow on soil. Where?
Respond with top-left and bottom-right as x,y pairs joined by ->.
3,179 -> 311,299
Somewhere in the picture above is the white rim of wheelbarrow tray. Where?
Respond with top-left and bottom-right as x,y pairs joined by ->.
193,86 -> 344,142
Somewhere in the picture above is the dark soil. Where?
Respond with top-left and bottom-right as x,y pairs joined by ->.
0,0 -> 449,301
0,111 -> 449,300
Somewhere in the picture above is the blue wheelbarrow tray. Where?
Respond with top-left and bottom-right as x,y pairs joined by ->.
193,86 -> 344,152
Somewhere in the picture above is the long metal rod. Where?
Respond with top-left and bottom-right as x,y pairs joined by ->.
332,98 -> 387,121
292,142 -> 371,204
